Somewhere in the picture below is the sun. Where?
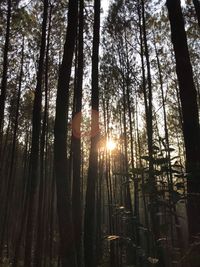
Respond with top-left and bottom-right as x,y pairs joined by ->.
106,139 -> 116,151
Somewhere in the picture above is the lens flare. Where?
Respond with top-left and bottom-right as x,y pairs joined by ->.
106,139 -> 116,151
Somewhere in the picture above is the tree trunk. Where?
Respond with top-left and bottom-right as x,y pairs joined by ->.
0,0 -> 11,153
24,0 -> 48,266
84,0 -> 100,266
137,2 -> 151,258
34,4 -> 52,266
0,37 -> 24,259
166,0 -> 200,241
72,0 -> 84,266
140,0 -> 161,261
54,0 -> 78,266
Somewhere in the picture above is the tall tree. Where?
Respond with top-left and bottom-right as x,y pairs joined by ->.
84,0 -> 100,266
0,0 -> 11,151
166,0 -> 200,241
34,4 -> 53,266
54,0 -> 78,266
24,0 -> 48,266
138,0 -> 160,261
0,36 -> 24,259
72,0 -> 84,266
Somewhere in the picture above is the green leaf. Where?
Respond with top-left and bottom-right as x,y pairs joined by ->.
147,257 -> 159,264
153,169 -> 163,176
141,155 -> 151,161
153,158 -> 168,165
105,235 -> 120,241
174,173 -> 184,178
121,179 -> 132,186
175,182 -> 185,189
115,206 -> 125,212
152,145 -> 160,152
171,156 -> 180,161
157,237 -> 167,243
171,168 -> 182,174
161,147 -> 175,152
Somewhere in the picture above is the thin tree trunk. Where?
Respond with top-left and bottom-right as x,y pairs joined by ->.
137,3 -> 151,258
0,0 -> 11,150
54,0 -> 78,266
12,129 -> 30,267
139,1 -> 161,261
24,1 -> 48,265
84,0 -> 100,266
34,4 -> 52,266
72,0 -> 84,266
0,37 -> 24,259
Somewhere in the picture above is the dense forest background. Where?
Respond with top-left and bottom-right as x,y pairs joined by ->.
0,0 -> 200,266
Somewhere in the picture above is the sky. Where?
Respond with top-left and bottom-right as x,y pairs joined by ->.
100,0 -> 186,22
102,0 -> 110,12
101,0 -> 110,17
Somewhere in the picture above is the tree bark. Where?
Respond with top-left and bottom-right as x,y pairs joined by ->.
84,0 -> 100,266
34,4 -> 52,266
140,0 -> 160,257
166,0 -> 200,241
54,0 -> 78,266
24,0 -> 48,266
0,37 -> 24,259
0,0 -> 11,153
72,0 -> 84,266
